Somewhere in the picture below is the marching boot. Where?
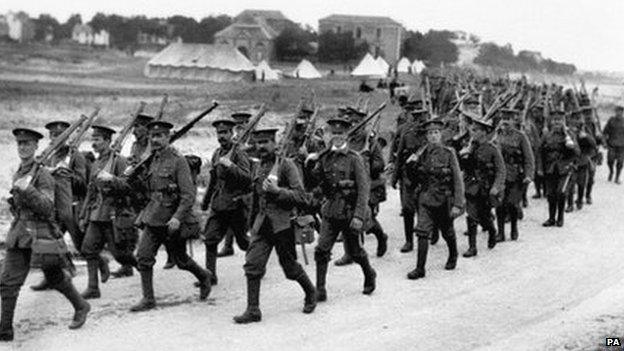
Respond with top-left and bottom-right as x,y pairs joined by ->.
616,162 -> 623,184
487,225 -> 497,249
400,212 -> 414,253
81,259 -> 101,299
495,207 -> 506,242
315,261 -> 328,302
586,182 -> 593,205
30,277 -> 51,291
444,233 -> 458,270
55,278 -> 91,330
357,256 -> 376,295
233,278 -> 262,324
556,198 -> 566,227
296,273 -> 317,314
163,245 -> 175,269
369,221 -> 388,257
98,255 -> 110,283
205,246 -> 218,285
217,233 -> 235,257
335,241 -> 353,266
111,265 -> 134,278
407,237 -> 428,280
188,261 -> 212,301
463,220 -> 478,257
130,269 -> 156,312
0,296 -> 17,341
509,207 -> 519,241
430,228 -> 440,245
565,193 -> 574,213
542,199 -> 557,227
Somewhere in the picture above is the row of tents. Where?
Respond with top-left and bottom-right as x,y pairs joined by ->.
145,43 -> 424,82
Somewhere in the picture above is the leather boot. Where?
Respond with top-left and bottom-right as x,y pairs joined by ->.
509,207 -> 519,240
55,278 -> 91,330
369,220 -> 388,257
407,237 -> 428,280
111,265 -> 134,278
218,233 -> 235,257
444,233 -> 458,270
296,273 -> 317,314
30,277 -> 51,291
315,261 -> 328,302
334,241 -> 353,266
556,198 -> 565,227
430,229 -> 440,245
487,226 -> 497,249
543,198 -> 557,226
233,278 -> 262,324
81,259 -> 101,299
356,255 -> 376,295
616,162 -> 623,184
98,255 -> 110,283
400,212 -> 414,253
0,296 -> 17,341
205,246 -> 218,285
188,261 -> 212,301
130,269 -> 156,312
463,219 -> 477,257
495,207 -> 506,242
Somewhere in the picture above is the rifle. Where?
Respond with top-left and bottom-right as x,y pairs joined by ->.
224,104 -> 267,160
362,110 -> 383,153
125,101 -> 220,180
347,101 -> 388,138
156,94 -> 169,121
520,93 -> 533,129
54,107 -> 100,169
300,106 -> 321,155
268,118 -> 297,180
102,102 -> 147,174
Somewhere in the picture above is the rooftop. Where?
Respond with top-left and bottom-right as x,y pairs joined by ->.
319,14 -> 402,27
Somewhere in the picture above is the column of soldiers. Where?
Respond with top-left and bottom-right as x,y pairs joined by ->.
2,74 -> 624,340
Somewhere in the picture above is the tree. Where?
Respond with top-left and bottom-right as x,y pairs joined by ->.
318,31 -> 368,63
274,23 -> 316,61
402,30 -> 458,67
197,15 -> 232,43
58,14 -> 82,39
33,14 -> 60,41
168,16 -> 200,43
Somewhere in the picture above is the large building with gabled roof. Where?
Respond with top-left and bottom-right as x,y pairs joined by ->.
318,14 -> 405,64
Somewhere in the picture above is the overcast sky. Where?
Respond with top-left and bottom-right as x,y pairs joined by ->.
2,0 -> 623,72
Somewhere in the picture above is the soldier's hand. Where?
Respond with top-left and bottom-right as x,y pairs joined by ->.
489,187 -> 499,197
406,153 -> 419,163
305,153 -> 319,164
349,217 -> 363,231
537,170 -> 544,177
97,170 -> 113,181
167,217 -> 181,233
13,175 -> 32,191
450,206 -> 463,219
262,176 -> 280,194
78,219 -> 87,233
218,157 -> 233,168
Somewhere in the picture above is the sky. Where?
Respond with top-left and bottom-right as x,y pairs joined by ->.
2,0 -> 623,72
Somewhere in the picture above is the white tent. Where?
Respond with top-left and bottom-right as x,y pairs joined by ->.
290,59 -> 322,79
396,57 -> 411,73
351,53 -> 386,77
376,56 -> 390,75
255,60 -> 280,81
145,43 -> 255,82
411,59 -> 426,74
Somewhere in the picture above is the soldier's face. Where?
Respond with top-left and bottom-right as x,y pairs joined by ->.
500,116 -> 513,131
17,140 -> 38,160
426,129 -> 442,144
133,124 -> 148,140
49,129 -> 64,141
469,124 -> 487,140
150,131 -> 169,151
255,138 -> 275,158
329,128 -> 347,147
91,135 -> 110,153
217,129 -> 233,146
616,108 -> 623,117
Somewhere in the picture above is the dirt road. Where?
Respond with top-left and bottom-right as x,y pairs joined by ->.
4,166 -> 624,351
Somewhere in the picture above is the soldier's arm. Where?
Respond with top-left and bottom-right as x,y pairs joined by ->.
70,151 -> 87,190
224,148 -> 252,188
491,145 -> 506,194
15,168 -> 55,217
449,150 -> 465,209
352,153 -> 370,221
391,132 -> 405,185
274,158 -> 308,207
369,144 -> 386,179
520,132 -> 535,180
173,155 -> 196,221
202,152 -> 218,210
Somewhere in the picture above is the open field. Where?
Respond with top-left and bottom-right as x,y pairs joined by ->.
1,43 -> 624,350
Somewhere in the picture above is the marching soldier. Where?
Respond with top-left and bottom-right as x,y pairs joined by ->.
567,112 -> 597,210
580,106 -> 601,203
494,109 -> 534,241
125,121 -> 213,311
1,128 -> 90,341
603,105 -> 624,184
460,112 -> 506,257
233,128 -> 316,324
30,121 -> 89,291
307,115 -> 377,302
537,111 -> 580,227
405,119 -> 464,279
391,108 -> 429,253
201,117 -> 252,285
79,125 -> 139,299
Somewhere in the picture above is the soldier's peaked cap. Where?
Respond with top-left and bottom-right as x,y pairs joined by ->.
147,120 -> 174,132
251,128 -> 278,140
91,125 -> 116,138
300,107 -> 314,115
136,114 -> 155,125
13,128 -> 44,141
44,120 -> 70,131
212,117 -> 237,129
231,112 -> 252,125
327,116 -> 352,128
422,118 -> 445,130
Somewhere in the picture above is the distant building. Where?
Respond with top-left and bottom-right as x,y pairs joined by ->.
5,11 -> 35,42
72,24 -> 110,47
0,16 -> 9,38
214,9 -> 291,64
318,14 -> 405,64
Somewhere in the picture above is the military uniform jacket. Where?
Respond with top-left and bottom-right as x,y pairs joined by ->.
408,143 -> 465,209
392,122 -> 427,185
603,116 -> 624,148
82,147 -> 128,222
462,141 -> 506,197
495,128 -> 535,183
537,129 -> 580,176
577,132 -> 598,168
286,135 -> 326,191
46,145 -> 88,200
128,139 -> 149,166
250,156 -> 307,234
311,146 -> 370,221
7,161 -> 61,249
349,132 -> 386,205
203,144 -> 251,212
